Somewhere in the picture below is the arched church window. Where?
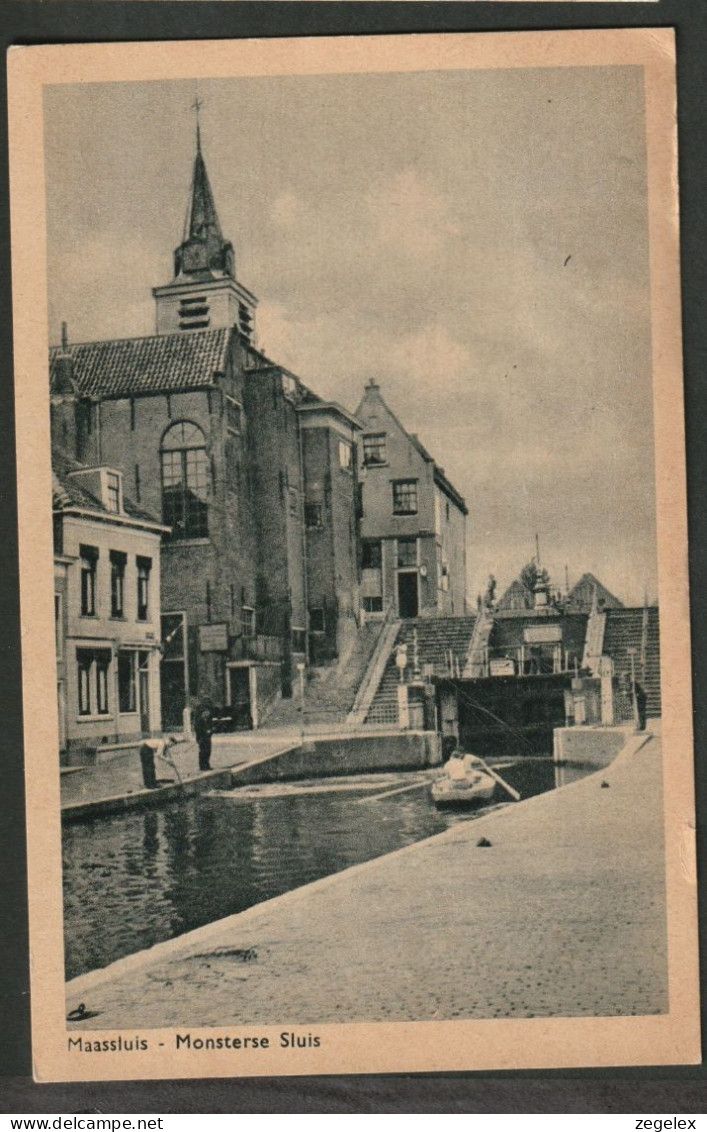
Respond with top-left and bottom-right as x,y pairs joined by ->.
160,421 -> 210,539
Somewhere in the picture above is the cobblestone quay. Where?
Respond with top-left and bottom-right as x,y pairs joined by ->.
67,735 -> 667,1027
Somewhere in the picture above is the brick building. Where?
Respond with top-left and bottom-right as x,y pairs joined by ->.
355,379 -> 468,620
49,126 -> 362,729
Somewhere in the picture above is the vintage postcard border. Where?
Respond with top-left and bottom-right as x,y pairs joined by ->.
7,28 -> 699,1081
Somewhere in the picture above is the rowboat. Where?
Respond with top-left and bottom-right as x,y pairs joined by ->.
430,753 -> 497,808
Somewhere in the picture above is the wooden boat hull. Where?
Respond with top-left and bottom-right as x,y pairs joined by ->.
430,773 -> 496,808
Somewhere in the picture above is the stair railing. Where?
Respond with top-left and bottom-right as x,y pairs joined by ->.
347,600 -> 400,725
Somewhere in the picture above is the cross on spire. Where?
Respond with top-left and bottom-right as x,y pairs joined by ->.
191,96 -> 204,151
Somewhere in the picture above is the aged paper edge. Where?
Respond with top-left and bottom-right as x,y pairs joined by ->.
7,28 -> 699,1082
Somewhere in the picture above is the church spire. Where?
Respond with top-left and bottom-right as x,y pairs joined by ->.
154,103 -> 257,339
173,104 -> 235,282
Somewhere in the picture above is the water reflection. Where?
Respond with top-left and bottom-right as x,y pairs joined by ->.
63,758 -> 576,979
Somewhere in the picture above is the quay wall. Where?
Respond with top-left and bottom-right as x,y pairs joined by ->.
553,725 -> 632,768
231,730 -> 441,784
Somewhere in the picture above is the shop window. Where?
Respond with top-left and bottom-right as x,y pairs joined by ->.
392,479 -> 418,515
118,650 -> 137,714
96,656 -> 110,715
161,421 -> 209,539
79,545 -> 98,617
77,649 -> 111,717
137,556 -> 152,621
110,550 -> 127,618
361,539 -> 382,570
362,433 -> 387,466
397,538 -> 417,568
77,654 -> 92,716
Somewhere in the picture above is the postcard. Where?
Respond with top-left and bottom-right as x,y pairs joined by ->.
7,29 -> 699,1081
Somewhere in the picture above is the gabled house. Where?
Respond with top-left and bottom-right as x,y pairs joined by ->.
52,446 -> 167,762
355,380 -> 468,620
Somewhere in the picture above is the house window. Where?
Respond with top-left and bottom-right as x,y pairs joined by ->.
305,502 -> 323,529
225,396 -> 242,435
338,440 -> 353,472
309,608 -> 325,634
118,650 -> 137,714
397,538 -> 417,568
106,471 -> 122,513
363,596 -> 384,614
77,649 -> 111,717
362,433 -> 387,466
292,628 -> 306,654
288,487 -> 299,516
392,479 -> 418,515
361,539 -> 382,570
137,556 -> 152,621
110,551 -> 127,618
241,607 -> 255,638
79,545 -> 98,617
446,501 -> 450,522
161,421 -> 210,539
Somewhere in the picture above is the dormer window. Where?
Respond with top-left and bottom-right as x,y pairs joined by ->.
106,471 -> 122,513
282,373 -> 298,400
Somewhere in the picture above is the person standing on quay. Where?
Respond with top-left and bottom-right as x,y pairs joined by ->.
193,697 -> 215,771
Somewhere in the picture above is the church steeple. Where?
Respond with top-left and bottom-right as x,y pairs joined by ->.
173,110 -> 235,282
153,107 -> 257,339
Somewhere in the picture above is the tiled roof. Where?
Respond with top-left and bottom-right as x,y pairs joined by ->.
566,572 -> 624,611
49,327 -> 231,399
52,446 -> 161,526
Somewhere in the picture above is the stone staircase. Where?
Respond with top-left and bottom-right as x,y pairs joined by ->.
366,616 -> 477,725
464,607 -> 494,678
602,606 -> 661,717
261,620 -> 386,728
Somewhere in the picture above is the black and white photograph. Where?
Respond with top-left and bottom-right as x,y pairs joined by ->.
7,29 -> 699,1080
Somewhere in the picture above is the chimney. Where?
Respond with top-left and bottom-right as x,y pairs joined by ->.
52,321 -> 76,396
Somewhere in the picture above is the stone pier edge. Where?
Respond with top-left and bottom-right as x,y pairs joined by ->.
65,728 -> 652,1000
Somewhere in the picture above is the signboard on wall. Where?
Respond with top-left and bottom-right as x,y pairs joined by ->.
523,625 -> 562,644
199,623 -> 229,652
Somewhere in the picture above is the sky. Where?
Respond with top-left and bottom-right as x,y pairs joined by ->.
43,65 -> 656,606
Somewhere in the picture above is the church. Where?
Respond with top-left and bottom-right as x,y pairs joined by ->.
49,120 -> 468,737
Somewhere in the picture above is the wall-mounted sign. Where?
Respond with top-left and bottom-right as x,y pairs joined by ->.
524,625 -> 562,644
199,623 -> 229,652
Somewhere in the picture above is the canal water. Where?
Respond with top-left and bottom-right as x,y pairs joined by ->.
63,758 -> 586,979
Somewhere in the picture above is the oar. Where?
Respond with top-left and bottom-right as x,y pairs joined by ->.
356,779 -> 429,804
474,755 -> 521,801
